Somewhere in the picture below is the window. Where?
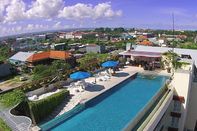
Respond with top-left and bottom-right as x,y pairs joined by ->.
173,101 -> 181,112
171,117 -> 179,128
181,54 -> 192,59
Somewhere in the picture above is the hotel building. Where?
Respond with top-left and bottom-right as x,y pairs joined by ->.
120,45 -> 197,131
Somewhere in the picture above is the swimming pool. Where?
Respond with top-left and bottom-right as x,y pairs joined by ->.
41,74 -> 167,131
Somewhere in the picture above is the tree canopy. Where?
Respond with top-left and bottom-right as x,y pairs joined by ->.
0,45 -> 10,62
77,53 -> 110,71
33,60 -> 71,80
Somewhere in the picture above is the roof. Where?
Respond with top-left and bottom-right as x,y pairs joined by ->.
139,40 -> 153,46
27,51 -> 71,62
120,50 -> 161,58
134,45 -> 197,66
9,52 -> 34,62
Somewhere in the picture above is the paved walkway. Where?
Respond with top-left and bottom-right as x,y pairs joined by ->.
0,104 -> 32,131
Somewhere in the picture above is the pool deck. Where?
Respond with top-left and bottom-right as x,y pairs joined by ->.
81,66 -> 170,104
57,66 -> 170,116
33,66 -> 171,131
81,66 -> 138,103
57,66 -> 139,116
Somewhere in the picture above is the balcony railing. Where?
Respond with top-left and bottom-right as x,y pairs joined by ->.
124,85 -> 174,131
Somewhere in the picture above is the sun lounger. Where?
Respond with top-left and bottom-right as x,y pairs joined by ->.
98,76 -> 107,81
103,75 -> 110,80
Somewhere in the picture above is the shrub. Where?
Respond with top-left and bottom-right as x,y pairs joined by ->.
28,89 -> 70,123
0,89 -> 25,107
0,118 -> 11,131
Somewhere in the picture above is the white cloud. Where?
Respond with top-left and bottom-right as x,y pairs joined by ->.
58,2 -> 122,20
0,23 -> 50,36
0,0 -> 11,21
93,2 -> 122,19
4,0 -> 26,22
26,24 -> 34,31
53,21 -> 62,28
0,1 -> 122,23
26,0 -> 64,19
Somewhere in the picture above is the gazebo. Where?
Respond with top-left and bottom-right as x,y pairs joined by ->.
119,50 -> 162,70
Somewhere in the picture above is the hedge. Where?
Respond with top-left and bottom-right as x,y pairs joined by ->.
0,118 -> 11,131
28,89 -> 70,123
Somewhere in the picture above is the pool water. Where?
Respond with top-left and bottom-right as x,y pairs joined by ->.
49,75 -> 167,131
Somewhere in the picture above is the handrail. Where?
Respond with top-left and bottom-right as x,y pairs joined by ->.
124,83 -> 168,131
138,88 -> 173,130
9,103 -> 32,131
0,102 -> 32,131
40,103 -> 85,131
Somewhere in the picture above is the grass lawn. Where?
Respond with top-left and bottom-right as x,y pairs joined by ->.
0,118 -> 11,131
0,89 -> 25,107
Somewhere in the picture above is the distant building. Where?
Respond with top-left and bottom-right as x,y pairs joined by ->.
34,34 -> 46,41
0,62 -> 14,79
142,33 -> 155,38
50,43 -> 66,50
74,32 -> 83,39
46,33 -> 57,40
86,44 -> 105,53
26,51 -> 76,67
121,33 -> 133,40
138,40 -> 153,46
65,32 -> 75,39
9,52 -> 34,65
194,35 -> 197,43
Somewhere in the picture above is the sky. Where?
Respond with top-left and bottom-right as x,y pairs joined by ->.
0,0 -> 197,37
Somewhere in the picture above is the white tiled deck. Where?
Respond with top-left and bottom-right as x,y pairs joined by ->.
80,66 -> 139,103
57,66 -> 170,116
57,66 -> 140,116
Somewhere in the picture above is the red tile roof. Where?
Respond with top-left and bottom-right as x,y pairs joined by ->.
139,40 -> 153,46
27,51 -> 71,62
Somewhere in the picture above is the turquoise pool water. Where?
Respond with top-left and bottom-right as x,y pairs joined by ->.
45,74 -> 167,131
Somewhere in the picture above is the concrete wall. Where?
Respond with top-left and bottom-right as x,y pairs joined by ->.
185,82 -> 197,130
171,65 -> 193,131
143,89 -> 173,131
26,84 -> 55,97
124,85 -> 167,131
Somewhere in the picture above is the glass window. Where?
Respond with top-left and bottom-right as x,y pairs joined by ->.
171,117 -> 179,127
174,100 -> 181,112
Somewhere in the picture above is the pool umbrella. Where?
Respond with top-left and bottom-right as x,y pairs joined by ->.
101,61 -> 119,68
70,71 -> 91,80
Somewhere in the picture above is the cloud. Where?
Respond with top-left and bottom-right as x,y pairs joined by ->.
0,1 -> 122,23
26,0 -> 64,19
0,23 -> 50,36
58,2 -> 122,20
53,21 -> 62,29
0,1 -> 122,36
4,0 -> 26,22
0,0 -> 11,21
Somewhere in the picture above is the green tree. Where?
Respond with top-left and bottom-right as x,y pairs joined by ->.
0,89 -> 25,107
0,45 -> 10,61
162,50 -> 183,73
77,53 -> 99,71
51,60 -> 71,71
